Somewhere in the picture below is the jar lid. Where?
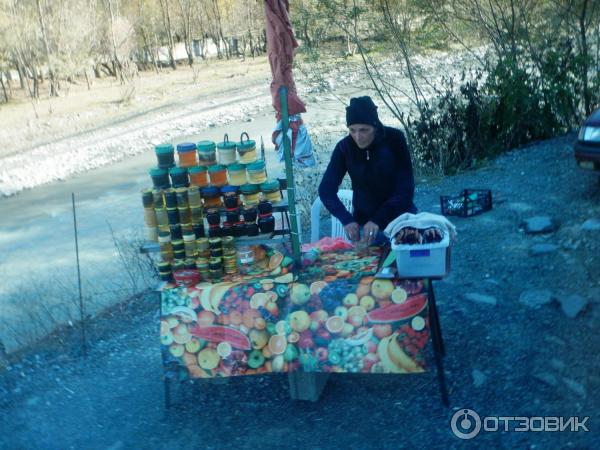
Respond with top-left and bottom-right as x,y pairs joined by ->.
221,185 -> 240,194
169,167 -> 188,176
247,160 -> 265,171
217,133 -> 236,150
149,167 -> 168,177
197,140 -> 216,152
155,143 -> 174,154
227,163 -> 244,171
208,164 -> 226,172
176,142 -> 196,152
260,180 -> 280,191
202,187 -> 220,196
240,184 -> 260,194
188,165 -> 207,173
237,139 -> 256,150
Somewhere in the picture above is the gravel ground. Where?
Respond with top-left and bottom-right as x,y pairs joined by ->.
1,135 -> 598,449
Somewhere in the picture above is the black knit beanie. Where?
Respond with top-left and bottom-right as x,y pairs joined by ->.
346,96 -> 380,127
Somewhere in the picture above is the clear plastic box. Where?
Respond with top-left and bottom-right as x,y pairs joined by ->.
391,232 -> 451,278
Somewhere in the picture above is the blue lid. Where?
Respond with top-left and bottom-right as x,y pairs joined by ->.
221,185 -> 240,194
202,187 -> 220,196
177,142 -> 196,152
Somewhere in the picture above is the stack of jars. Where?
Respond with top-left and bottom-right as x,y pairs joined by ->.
142,189 -> 158,241
221,236 -> 238,275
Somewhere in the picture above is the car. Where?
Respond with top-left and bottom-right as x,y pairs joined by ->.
574,107 -> 600,175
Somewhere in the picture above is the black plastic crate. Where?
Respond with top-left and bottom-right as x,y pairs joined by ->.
440,189 -> 492,217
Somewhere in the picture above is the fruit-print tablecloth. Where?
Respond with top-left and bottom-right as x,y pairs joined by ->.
160,247 -> 429,380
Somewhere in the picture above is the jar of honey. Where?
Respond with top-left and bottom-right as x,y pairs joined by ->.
155,207 -> 169,227
188,166 -> 209,187
246,161 -> 267,184
240,184 -> 260,205
208,164 -> 228,187
152,189 -> 165,208
201,187 -> 222,208
155,143 -> 175,169
178,207 -> 191,224
143,208 -> 158,227
237,132 -> 258,163
169,167 -> 189,188
187,186 -> 202,208
177,142 -> 197,168
163,188 -> 177,208
149,168 -> 171,190
190,205 -> 203,224
175,188 -> 189,208
217,134 -> 237,165
197,141 -> 217,166
227,163 -> 247,186
260,180 -> 282,203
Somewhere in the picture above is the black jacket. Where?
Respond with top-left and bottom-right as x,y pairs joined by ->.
318,125 -> 416,229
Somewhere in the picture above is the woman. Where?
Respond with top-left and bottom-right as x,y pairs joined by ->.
318,96 -> 417,244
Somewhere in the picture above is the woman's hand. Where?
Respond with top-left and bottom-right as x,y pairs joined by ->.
362,221 -> 379,245
344,222 -> 360,242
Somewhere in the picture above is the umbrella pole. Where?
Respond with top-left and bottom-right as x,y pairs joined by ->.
279,85 -> 302,266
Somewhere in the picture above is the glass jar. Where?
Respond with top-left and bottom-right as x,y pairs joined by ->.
154,208 -> 168,227
208,237 -> 222,250
190,205 -> 203,224
155,143 -> 175,169
149,168 -> 170,190
169,167 -> 189,188
175,188 -> 189,208
237,248 -> 255,274
225,208 -> 240,223
242,205 -> 257,223
193,223 -> 205,239
163,188 -> 177,208
240,184 -> 260,206
206,208 -> 221,226
158,232 -> 173,259
188,166 -> 209,188
183,259 -> 197,270
208,226 -> 221,238
221,236 -> 235,253
172,260 -> 185,272
201,187 -> 222,208
197,238 -> 209,255
223,192 -> 239,209
152,189 -> 165,208
227,163 -> 247,186
177,142 -> 197,168
221,222 -> 233,237
208,164 -> 228,187
141,189 -> 154,208
217,134 -> 237,165
178,207 -> 191,224
166,207 -> 180,226
237,132 -> 257,164
187,186 -> 202,208
197,140 -> 217,166
171,239 -> 184,253
258,214 -> 275,234
258,200 -> 273,215
260,180 -> 282,203
184,240 -> 197,258
170,225 -> 183,241
246,160 -> 267,184
143,208 -> 157,227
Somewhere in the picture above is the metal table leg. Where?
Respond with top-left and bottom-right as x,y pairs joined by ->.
427,280 -> 449,406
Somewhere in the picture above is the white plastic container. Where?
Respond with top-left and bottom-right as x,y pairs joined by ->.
392,232 -> 450,278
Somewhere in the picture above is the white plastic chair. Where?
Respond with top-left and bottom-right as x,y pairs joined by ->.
310,189 -> 353,242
